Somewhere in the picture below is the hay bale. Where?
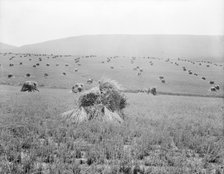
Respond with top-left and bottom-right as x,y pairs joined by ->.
151,88 -> 157,95
62,79 -> 126,124
21,81 -> 39,92
78,88 -> 101,107
72,83 -> 84,93
26,73 -> 31,77
62,107 -> 88,124
62,106 -> 123,124
103,107 -> 123,123
99,79 -> 122,92
99,79 -> 127,112
8,74 -> 13,78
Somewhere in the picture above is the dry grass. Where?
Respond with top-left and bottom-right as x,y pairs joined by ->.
0,86 -> 223,173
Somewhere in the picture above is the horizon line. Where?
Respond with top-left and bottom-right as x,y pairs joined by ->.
1,33 -> 224,47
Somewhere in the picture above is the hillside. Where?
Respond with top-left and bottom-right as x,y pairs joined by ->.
1,52 -> 223,96
11,35 -> 224,61
0,42 -> 17,51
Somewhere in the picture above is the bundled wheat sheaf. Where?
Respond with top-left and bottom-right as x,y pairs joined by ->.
62,79 -> 127,124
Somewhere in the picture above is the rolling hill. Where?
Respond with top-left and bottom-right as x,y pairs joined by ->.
1,51 -> 223,96
0,42 -> 17,51
9,35 -> 224,62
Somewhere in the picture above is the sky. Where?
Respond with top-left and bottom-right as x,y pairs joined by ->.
0,0 -> 223,46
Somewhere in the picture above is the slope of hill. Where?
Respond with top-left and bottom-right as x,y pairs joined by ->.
12,35 -> 224,61
1,52 -> 223,96
0,42 -> 17,51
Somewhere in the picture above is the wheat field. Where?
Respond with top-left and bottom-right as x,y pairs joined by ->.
0,52 -> 224,173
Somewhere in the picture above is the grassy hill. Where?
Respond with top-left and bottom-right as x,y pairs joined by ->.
0,42 -> 17,51
0,52 -> 223,96
8,35 -> 224,62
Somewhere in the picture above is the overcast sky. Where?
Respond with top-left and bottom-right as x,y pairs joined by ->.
0,0 -> 223,46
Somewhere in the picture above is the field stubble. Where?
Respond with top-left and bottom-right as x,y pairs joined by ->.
0,86 -> 223,173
